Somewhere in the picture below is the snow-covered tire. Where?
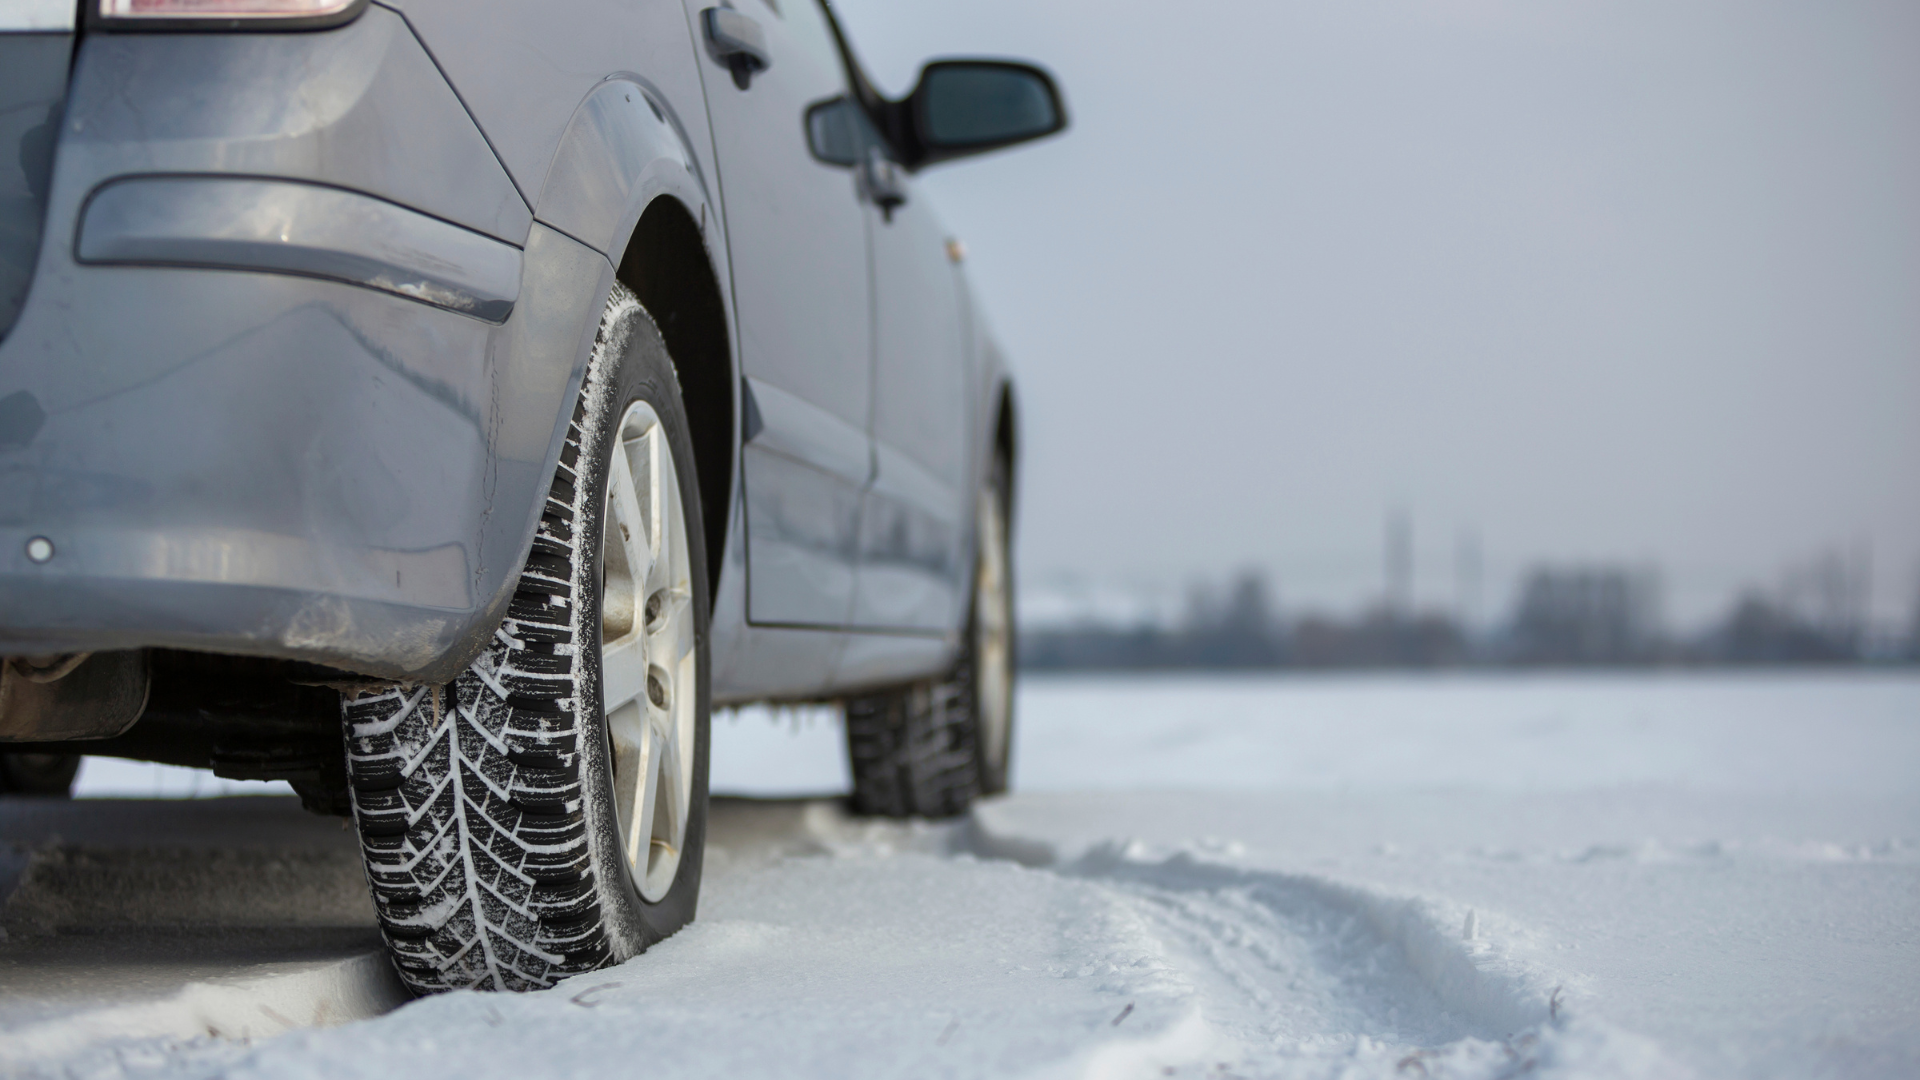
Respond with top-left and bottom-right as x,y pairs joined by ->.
342,285 -> 711,994
845,452 -> 1014,817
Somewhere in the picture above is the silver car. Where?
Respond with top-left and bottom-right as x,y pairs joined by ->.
0,0 -> 1064,992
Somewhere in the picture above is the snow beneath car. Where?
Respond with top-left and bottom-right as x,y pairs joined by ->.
20,672 -> 1920,1079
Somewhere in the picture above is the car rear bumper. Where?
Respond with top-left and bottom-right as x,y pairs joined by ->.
0,14 -> 602,681
0,260 -> 512,678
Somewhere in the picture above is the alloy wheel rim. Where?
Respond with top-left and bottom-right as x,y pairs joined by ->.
974,487 -> 1012,775
599,399 -> 698,903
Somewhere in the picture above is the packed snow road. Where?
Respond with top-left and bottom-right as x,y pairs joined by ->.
7,671 -> 1919,1079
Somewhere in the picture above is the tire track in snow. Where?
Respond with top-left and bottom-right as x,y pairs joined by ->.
961,820 -> 1689,1078
1110,871 -> 1474,1050
1064,844 -> 1550,1038
12,800 -> 1689,1080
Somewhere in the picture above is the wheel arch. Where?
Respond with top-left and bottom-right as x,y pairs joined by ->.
533,76 -> 736,602
992,378 -> 1018,528
613,196 -> 733,603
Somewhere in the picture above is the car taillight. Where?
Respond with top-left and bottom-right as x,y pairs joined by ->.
97,0 -> 362,21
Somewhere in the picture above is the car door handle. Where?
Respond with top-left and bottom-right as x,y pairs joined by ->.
858,147 -> 907,220
703,7 -> 771,89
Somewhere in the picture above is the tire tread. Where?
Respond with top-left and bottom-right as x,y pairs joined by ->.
342,402 -> 608,994
844,667 -> 981,819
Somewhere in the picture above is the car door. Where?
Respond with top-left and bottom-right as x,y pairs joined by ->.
685,0 -> 872,629
852,163 -> 973,633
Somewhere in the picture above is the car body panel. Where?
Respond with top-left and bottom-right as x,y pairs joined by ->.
854,172 -> 971,634
375,0 -> 716,224
734,375 -> 864,635
0,0 -> 1024,707
0,9 -> 653,682
830,623 -> 955,692
853,442 -> 959,632
535,76 -> 714,263
0,31 -> 71,340
685,0 -> 875,641
77,176 -> 524,322
0,222 -> 605,679
67,8 -> 531,245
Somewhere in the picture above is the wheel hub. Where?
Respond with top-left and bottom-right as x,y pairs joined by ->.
599,399 -> 698,903
975,486 -> 1013,775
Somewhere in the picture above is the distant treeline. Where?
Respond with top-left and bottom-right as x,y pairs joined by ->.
1021,567 -> 1919,672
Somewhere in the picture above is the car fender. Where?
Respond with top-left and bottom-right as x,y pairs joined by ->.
497,75 -> 744,651
961,271 -> 1018,578
372,76 -> 741,681
534,75 -> 722,281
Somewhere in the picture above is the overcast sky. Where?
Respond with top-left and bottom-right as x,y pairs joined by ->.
829,0 -> 1920,630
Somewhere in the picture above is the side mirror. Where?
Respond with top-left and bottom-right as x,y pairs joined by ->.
906,60 -> 1067,168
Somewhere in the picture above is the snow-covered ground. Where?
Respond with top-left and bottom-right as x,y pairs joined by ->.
28,671 -> 1920,1078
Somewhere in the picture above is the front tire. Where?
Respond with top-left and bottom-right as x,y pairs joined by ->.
342,285 -> 711,993
845,452 -> 1015,817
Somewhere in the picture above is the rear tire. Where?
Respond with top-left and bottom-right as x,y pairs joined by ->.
342,285 -> 711,993
845,452 -> 1014,817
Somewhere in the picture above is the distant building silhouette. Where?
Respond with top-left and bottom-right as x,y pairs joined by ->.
1773,547 -> 1871,658
1178,569 -> 1285,668
1019,623 -> 1173,671
1697,548 -> 1874,664
1704,591 -> 1855,664
1909,586 -> 1920,661
1503,567 -> 1660,665
1290,608 -> 1466,668
1017,558 -> 1906,673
